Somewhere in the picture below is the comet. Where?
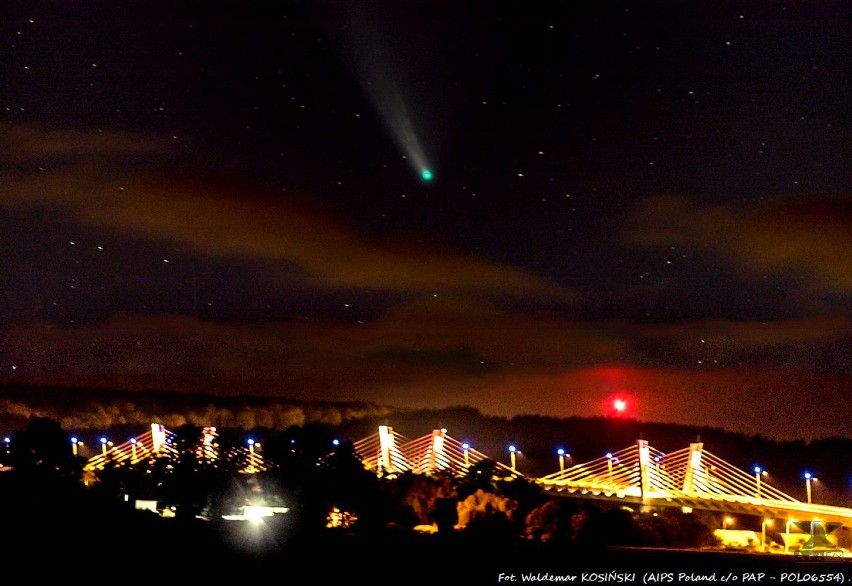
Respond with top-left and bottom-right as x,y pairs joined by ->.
323,2 -> 435,182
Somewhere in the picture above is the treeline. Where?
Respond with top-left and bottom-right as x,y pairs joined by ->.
0,381 -> 393,433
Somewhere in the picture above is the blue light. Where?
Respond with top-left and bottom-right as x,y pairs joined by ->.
420,169 -> 433,181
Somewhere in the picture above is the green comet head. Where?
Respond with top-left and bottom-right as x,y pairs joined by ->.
420,169 -> 433,181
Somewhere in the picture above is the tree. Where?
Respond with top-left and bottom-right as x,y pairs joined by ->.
573,503 -> 640,547
632,508 -> 719,548
7,417 -> 80,480
456,459 -> 500,498
400,471 -> 456,526
524,498 -> 583,543
456,488 -> 518,541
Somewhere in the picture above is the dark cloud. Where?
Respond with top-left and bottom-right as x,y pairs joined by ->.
627,195 -> 852,297
1,298 -> 848,440
2,126 -> 574,303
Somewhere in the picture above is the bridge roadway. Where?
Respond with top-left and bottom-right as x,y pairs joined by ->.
540,484 -> 852,525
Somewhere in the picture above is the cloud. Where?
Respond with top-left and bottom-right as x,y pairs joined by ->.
1,125 -> 574,303
0,125 -> 164,163
0,301 -> 847,399
626,194 -> 852,295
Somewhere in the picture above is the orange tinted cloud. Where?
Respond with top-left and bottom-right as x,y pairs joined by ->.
2,126 -> 573,302
627,195 -> 852,295
0,124 -> 164,163
0,304 -> 848,440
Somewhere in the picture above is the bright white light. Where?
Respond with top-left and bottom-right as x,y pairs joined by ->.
223,505 -> 290,522
244,505 -> 272,523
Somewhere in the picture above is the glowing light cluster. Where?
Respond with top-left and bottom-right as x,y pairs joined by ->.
604,393 -> 636,418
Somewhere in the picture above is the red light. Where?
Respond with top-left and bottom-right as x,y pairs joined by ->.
604,393 -> 636,418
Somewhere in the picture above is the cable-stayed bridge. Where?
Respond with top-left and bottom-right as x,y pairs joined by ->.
82,423 -> 266,478
81,423 -> 852,525
350,426 -> 852,525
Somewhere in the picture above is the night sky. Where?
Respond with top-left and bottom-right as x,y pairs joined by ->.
2,0 -> 850,441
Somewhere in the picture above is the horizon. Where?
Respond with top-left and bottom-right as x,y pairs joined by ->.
1,380 -> 848,447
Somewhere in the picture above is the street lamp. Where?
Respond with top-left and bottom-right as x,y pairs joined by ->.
557,448 -> 567,473
606,452 -> 614,483
71,437 -> 80,456
100,436 -> 109,457
247,438 -> 255,471
754,466 -> 764,498
130,437 -> 138,462
761,518 -> 773,552
804,472 -> 817,504
723,516 -> 734,530
462,442 -> 470,468
508,445 -> 517,471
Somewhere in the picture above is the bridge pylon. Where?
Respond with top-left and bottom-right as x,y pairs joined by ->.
378,425 -> 396,474
681,441 -> 704,495
637,439 -> 651,509
427,429 -> 444,475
